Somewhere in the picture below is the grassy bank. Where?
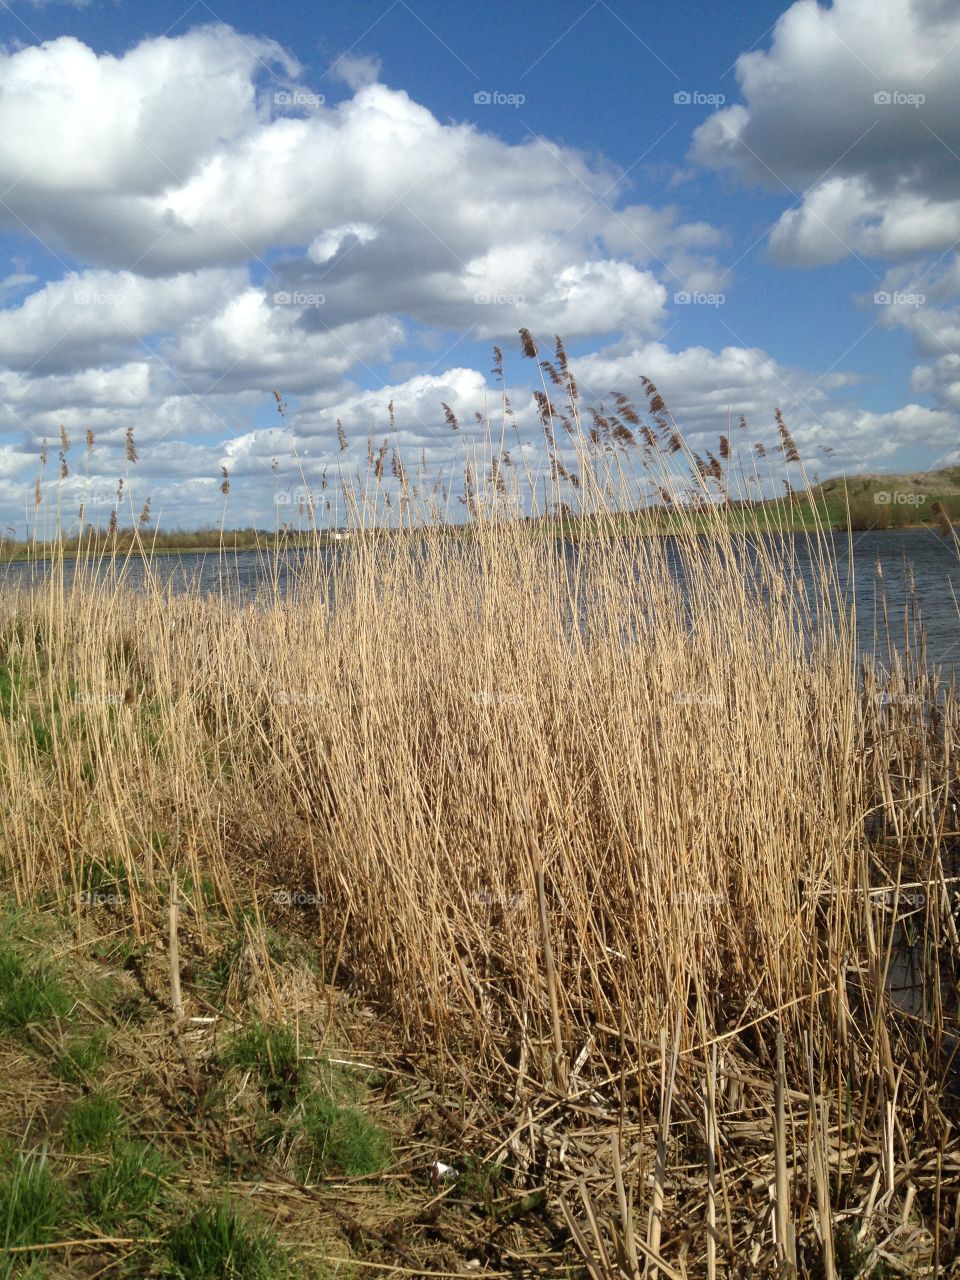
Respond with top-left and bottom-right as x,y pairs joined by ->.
1,339 -> 958,1277
0,898 -> 530,1278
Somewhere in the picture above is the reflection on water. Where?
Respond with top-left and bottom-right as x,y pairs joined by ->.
2,528 -> 958,677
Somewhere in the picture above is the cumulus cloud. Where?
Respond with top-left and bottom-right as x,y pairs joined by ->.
692,0 -> 960,266
0,269 -> 245,376
0,16 -> 955,532
0,29 -> 294,199
0,28 -> 715,326
0,17 -> 726,530
328,52 -> 382,90
0,327 -> 942,534
863,257 -> 960,416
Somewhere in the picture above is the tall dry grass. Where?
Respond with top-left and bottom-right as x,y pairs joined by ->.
1,338 -> 958,1275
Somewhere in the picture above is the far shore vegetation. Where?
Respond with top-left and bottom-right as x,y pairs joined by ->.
3,465 -> 959,563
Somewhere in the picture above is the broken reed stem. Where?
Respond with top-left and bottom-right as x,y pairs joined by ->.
805,1033 -> 837,1280
611,1135 -> 641,1279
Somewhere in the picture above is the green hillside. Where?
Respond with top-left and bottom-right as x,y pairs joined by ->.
799,465 -> 960,530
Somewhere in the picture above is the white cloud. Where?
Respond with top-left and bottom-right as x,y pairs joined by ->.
0,17 -> 955,532
0,29 -> 294,199
863,256 -> 960,417
0,331 -> 950,534
307,224 -> 380,264
0,29 -> 714,336
692,0 -> 960,266
0,272 -> 37,302
0,268 -> 245,374
0,20 -> 724,516
328,52 -> 382,91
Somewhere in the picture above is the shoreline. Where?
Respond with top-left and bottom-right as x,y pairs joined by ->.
0,519 -> 948,564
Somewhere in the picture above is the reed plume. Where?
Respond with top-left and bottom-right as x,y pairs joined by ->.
518,327 -> 538,359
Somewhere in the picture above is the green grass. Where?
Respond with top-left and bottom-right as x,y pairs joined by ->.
262,1071 -> 391,1181
0,527 -> 344,565
227,1026 -> 391,1180
0,662 -> 16,717
0,1149 -> 68,1275
0,659 -> 54,755
456,1153 -> 506,1205
0,908 -> 384,1277
55,1030 -> 109,1085
0,942 -> 72,1034
162,1202 -> 301,1279
80,1140 -> 170,1230
295,1091 -> 390,1178
64,1092 -> 122,1153
196,937 -> 244,995
222,1021 -> 304,1111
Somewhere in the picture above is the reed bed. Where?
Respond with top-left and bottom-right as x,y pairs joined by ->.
1,336 -> 958,1276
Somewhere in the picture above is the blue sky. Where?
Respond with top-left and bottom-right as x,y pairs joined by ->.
0,0 -> 957,531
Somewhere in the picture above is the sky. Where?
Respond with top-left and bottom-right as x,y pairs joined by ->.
0,0 -> 958,532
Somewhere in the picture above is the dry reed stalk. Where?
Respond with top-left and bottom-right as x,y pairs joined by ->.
774,1031 -> 797,1274
534,861 -> 566,1093
647,1020 -> 680,1277
168,874 -> 184,1022
703,1045 -> 717,1280
806,1044 -> 837,1280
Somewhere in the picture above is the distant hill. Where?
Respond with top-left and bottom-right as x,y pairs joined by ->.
812,465 -> 960,498
801,465 -> 960,530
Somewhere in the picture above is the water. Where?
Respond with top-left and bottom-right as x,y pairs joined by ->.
2,528 -> 957,679
828,529 -> 960,680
